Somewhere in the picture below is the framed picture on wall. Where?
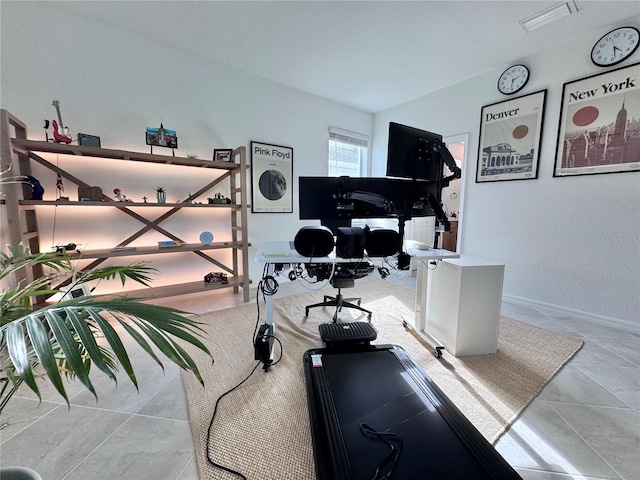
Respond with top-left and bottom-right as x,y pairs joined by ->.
554,62 -> 640,177
250,141 -> 293,213
476,89 -> 546,183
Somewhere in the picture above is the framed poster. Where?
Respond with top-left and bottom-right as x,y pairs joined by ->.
477,89 -> 546,183
250,141 -> 293,213
554,63 -> 640,177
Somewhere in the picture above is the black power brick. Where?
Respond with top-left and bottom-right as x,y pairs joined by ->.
397,252 -> 411,270
254,324 -> 274,366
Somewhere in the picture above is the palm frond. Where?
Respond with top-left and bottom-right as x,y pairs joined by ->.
0,243 -> 213,413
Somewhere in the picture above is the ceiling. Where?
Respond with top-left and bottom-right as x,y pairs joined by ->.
54,1 -> 639,113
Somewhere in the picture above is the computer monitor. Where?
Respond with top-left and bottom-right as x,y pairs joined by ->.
385,178 -> 440,218
386,122 -> 445,182
299,176 -> 395,233
299,176 -> 442,224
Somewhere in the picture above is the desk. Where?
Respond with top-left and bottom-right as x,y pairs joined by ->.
403,241 -> 460,356
255,241 -> 459,356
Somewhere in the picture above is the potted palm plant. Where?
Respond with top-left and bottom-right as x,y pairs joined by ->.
0,243 -> 212,479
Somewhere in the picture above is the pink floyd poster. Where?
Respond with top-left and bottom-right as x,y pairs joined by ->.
477,90 -> 546,183
250,141 -> 293,213
555,63 -> 639,177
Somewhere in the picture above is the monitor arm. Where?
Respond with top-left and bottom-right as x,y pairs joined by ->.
426,193 -> 450,232
433,141 -> 462,187
335,190 -> 392,213
427,193 -> 451,250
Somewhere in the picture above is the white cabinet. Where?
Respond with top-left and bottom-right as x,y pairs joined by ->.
426,255 -> 504,357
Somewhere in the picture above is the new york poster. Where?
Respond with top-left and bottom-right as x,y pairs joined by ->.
555,62 -> 640,177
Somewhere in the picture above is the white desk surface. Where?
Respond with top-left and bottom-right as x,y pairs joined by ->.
255,240 -> 459,263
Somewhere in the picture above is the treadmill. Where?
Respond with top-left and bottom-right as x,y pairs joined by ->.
303,323 -> 522,480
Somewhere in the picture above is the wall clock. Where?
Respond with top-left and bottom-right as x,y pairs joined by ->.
497,64 -> 530,95
591,26 -> 639,67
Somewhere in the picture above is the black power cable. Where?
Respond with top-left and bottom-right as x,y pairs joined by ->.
205,362 -> 262,479
204,263 -> 285,479
359,423 -> 403,480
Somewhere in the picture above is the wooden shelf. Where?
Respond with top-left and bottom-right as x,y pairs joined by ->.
11,138 -> 243,170
2,110 -> 251,303
101,276 -> 249,301
20,200 -> 243,209
67,242 -> 251,259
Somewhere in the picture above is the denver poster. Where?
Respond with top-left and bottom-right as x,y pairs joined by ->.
477,90 -> 546,183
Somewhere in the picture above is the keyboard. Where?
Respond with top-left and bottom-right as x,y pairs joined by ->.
261,251 -> 290,258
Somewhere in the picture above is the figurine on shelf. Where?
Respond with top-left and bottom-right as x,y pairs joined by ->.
113,188 -> 132,202
55,172 -> 69,201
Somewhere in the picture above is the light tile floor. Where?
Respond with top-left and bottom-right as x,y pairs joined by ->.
1,276 -> 638,480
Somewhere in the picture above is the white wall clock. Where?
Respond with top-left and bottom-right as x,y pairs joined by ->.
497,64 -> 530,95
591,26 -> 639,67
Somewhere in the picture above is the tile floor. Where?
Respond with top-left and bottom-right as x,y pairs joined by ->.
1,276 -> 638,480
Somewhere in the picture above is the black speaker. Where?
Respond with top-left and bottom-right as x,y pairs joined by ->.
336,227 -> 365,258
294,226 -> 334,257
365,229 -> 400,257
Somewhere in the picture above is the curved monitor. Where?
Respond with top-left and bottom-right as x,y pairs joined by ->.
386,122 -> 444,181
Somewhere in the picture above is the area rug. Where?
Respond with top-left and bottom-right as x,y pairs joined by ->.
180,279 -> 583,480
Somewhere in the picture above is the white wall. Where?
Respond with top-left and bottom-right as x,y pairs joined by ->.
372,20 -> 640,326
0,3 -> 372,289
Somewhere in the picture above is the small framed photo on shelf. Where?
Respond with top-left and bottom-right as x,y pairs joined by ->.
213,149 -> 233,162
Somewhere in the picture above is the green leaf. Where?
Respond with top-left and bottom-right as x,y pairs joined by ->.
65,309 -> 117,382
6,322 -> 40,399
86,310 -> 138,390
24,316 -> 68,405
44,310 -> 96,400
116,319 -> 164,369
128,320 -> 190,369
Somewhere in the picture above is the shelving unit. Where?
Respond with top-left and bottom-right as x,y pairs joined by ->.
0,109 -> 251,302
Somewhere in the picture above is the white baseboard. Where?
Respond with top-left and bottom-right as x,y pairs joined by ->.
502,294 -> 640,335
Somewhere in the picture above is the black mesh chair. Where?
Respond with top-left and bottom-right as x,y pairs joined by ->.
305,264 -> 373,322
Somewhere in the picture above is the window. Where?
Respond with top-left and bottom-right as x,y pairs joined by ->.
328,127 -> 369,177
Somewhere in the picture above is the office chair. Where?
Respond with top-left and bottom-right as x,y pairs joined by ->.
305,263 -> 374,322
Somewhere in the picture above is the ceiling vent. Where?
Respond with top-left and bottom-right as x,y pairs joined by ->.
519,1 -> 578,33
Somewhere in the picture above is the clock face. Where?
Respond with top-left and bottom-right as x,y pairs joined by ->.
498,64 -> 530,95
591,26 -> 639,67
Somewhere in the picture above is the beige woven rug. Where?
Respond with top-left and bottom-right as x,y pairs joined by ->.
181,279 -> 583,480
